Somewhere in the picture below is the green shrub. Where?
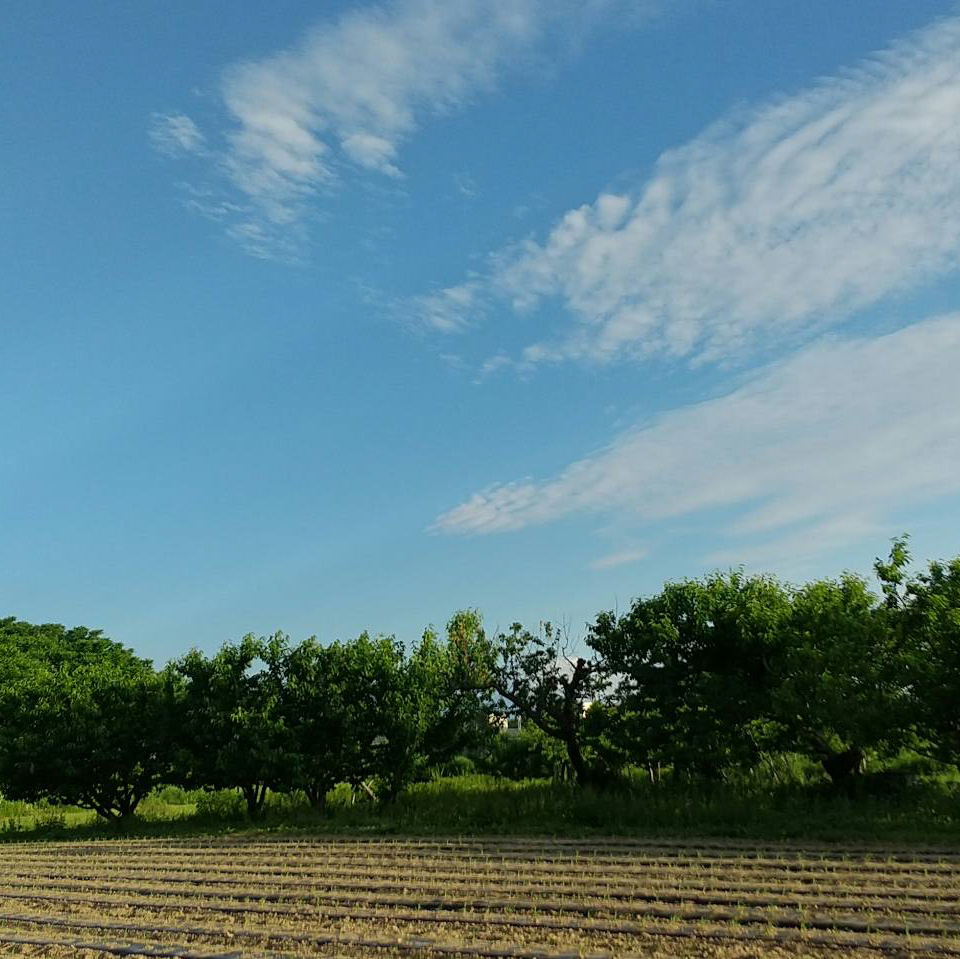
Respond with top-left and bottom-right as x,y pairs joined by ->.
32,802 -> 67,831
153,785 -> 194,805
476,725 -> 562,780
433,755 -> 476,778
194,789 -> 246,821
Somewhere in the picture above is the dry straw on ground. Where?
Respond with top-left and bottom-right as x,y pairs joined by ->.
0,836 -> 958,958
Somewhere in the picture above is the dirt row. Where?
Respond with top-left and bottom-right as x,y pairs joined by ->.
6,835 -> 958,861
6,847 -> 960,882
3,850 -> 960,890
6,863 -> 960,906
10,835 -> 960,859
2,870 -> 959,919
4,837 -> 959,957
3,875 -> 960,941
7,850 -> 958,894
1,900 -> 959,959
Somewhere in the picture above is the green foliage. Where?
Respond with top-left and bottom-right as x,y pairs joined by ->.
0,617 -> 142,675
193,789 -> 247,821
437,754 -> 477,777
151,785 -> 194,805
478,723 -> 564,780
278,634 -> 385,807
0,618 -> 169,822
372,618 -> 493,801
3,535 -> 960,836
484,620 -> 609,786
167,634 -> 289,818
4,771 -> 959,843
898,552 -> 960,766
775,570 -> 912,783
590,571 -> 792,778
875,535 -> 913,608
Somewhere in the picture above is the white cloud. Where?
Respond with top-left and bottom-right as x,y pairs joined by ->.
149,113 -> 205,157
153,0 -> 662,259
477,353 -> 515,379
457,16 -> 960,364
433,315 -> 960,555
589,545 -> 649,570
704,514 -> 882,571
224,219 -> 309,264
219,0 -> 544,218
340,133 -> 402,177
407,280 -> 483,333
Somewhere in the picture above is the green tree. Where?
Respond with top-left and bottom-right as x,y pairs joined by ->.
168,634 -> 290,818
416,614 -> 495,772
484,621 -> 611,787
372,621 -> 493,802
0,618 -> 171,823
775,572 -> 911,785
0,617 -> 141,676
590,572 -> 792,779
896,551 -> 960,767
279,633 -> 399,807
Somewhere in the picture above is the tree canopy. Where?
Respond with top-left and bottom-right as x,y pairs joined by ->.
3,537 -> 960,821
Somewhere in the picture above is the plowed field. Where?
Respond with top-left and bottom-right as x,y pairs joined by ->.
0,836 -> 958,958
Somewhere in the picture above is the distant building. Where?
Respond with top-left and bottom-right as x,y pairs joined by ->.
488,713 -> 524,736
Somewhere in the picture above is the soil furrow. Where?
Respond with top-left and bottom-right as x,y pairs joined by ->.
5,836 -> 956,957
5,836 -> 957,862
4,884 -> 960,940
6,849 -> 957,881
5,862 -> 957,901
6,854 -> 953,897
0,930 -> 245,959
0,873 -> 957,920
1,905 -> 959,957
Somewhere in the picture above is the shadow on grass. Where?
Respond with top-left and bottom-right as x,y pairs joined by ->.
2,774 -> 959,844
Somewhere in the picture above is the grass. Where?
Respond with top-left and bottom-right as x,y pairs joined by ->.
2,772 -> 959,844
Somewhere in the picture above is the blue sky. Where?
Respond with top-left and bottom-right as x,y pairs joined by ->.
5,0 -> 960,663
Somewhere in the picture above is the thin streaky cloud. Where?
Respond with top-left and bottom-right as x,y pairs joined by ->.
425,15 -> 960,363
219,0 -> 542,212
148,113 -> 206,157
151,0 -> 658,260
704,514 -> 883,573
433,314 -> 960,556
589,545 -> 649,570
407,281 -> 483,334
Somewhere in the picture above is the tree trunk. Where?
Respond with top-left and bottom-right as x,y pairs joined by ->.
819,746 -> 866,788
564,729 -> 590,785
241,783 -> 267,819
115,808 -> 138,831
305,784 -> 328,811
90,791 -> 140,828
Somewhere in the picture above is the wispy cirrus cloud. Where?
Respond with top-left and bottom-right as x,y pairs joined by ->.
152,0 -> 658,260
215,0 -> 546,223
148,113 -> 206,158
407,280 -> 484,334
421,16 -> 960,360
589,544 -> 649,570
433,314 -> 960,559
703,514 -> 883,572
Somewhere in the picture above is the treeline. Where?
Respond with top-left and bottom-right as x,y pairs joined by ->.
1,537 -> 958,824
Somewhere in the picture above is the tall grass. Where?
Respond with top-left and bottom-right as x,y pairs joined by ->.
2,770 -> 958,843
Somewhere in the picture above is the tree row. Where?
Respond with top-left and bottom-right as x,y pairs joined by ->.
1,537 -> 957,822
